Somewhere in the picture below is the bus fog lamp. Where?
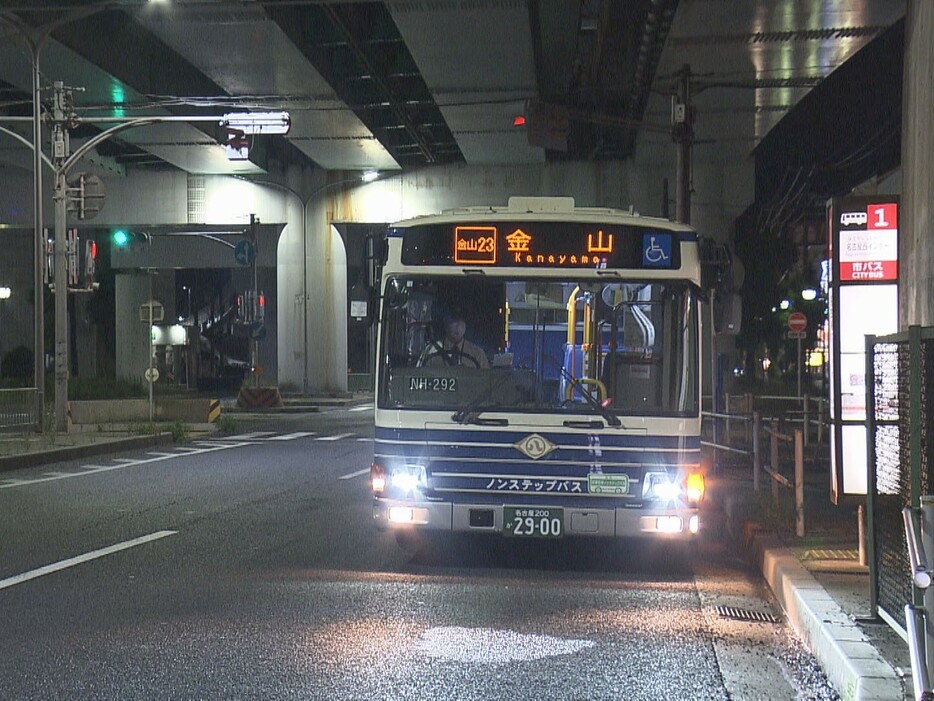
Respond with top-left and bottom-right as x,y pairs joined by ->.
388,507 -> 429,524
689,515 -> 699,534
656,516 -> 683,533
389,507 -> 415,523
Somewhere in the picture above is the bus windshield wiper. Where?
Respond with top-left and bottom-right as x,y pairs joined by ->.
560,368 -> 622,427
451,388 -> 508,425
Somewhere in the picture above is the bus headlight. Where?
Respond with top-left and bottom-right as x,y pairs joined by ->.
642,471 -> 705,504
643,473 -> 681,502
390,464 -> 427,494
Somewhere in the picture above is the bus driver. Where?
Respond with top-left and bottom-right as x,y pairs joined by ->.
418,314 -> 490,368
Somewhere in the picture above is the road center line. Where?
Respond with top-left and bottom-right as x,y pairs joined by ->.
339,468 -> 370,480
0,530 -> 178,591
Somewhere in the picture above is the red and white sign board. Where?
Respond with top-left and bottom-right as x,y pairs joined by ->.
838,202 -> 898,281
787,312 -> 807,332
829,195 -> 899,503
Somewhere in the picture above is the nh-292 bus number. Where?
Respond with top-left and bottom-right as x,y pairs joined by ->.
504,507 -> 564,538
409,377 -> 457,392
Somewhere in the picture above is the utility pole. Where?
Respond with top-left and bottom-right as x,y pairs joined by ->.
23,76 -> 288,430
51,81 -> 71,432
31,35 -> 46,433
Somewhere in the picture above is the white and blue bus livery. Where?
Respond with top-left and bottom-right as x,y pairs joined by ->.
371,197 -> 704,540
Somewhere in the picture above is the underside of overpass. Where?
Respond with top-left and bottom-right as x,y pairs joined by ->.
0,0 -> 920,393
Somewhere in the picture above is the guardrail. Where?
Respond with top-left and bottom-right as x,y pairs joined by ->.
0,388 -> 37,430
763,423 -> 805,538
726,393 -> 828,446
701,410 -> 761,489
702,408 -> 806,536
902,499 -> 934,701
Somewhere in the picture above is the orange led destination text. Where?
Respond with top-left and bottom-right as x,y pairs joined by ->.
454,226 -> 497,264
504,227 -> 616,267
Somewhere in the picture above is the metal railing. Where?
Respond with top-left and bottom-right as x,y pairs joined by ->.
762,423 -> 805,538
0,388 -> 37,430
702,407 -> 806,536
725,393 -> 828,446
903,499 -> 934,701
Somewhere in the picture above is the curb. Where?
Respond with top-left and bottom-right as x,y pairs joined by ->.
749,531 -> 904,701
226,405 -> 321,414
0,433 -> 175,474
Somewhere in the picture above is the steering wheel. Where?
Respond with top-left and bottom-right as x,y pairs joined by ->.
421,348 -> 481,368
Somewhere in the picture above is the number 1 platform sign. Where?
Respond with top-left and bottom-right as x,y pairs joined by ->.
828,195 -> 899,503
837,200 -> 898,282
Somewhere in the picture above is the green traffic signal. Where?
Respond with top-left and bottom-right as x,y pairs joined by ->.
113,229 -> 129,246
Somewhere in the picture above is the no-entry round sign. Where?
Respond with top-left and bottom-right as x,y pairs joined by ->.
787,311 -> 807,332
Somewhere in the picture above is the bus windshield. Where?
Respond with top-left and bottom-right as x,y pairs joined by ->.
378,276 -> 699,418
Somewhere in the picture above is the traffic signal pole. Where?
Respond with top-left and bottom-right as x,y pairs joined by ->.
41,81 -> 287,431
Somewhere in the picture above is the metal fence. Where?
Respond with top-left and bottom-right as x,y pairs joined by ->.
703,394 -> 817,538
0,387 -> 37,430
868,326 -> 934,634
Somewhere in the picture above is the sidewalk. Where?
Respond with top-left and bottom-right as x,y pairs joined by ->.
712,462 -> 913,700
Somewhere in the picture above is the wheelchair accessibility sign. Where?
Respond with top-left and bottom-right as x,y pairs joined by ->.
642,233 -> 672,268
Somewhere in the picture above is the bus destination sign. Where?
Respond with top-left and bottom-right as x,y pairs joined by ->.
401,221 -> 684,270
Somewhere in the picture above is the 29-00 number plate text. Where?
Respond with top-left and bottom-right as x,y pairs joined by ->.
504,507 -> 564,538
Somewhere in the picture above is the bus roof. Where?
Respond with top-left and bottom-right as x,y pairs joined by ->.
389,196 -> 694,231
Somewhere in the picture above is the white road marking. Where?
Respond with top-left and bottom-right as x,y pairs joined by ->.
356,437 -> 373,442
339,468 -> 370,480
265,431 -> 316,441
316,433 -> 354,442
0,530 -> 178,591
348,405 -> 372,413
42,471 -> 74,477
220,431 -> 276,441
146,452 -> 177,458
0,443 -> 248,490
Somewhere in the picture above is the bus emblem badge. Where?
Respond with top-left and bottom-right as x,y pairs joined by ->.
515,434 -> 557,460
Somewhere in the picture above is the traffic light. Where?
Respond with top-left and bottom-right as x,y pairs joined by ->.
111,229 -> 149,248
84,239 -> 97,287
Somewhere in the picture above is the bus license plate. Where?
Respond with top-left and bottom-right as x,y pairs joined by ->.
504,507 -> 564,538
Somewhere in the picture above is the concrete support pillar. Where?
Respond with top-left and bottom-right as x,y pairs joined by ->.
115,273 -> 151,384
901,0 -> 934,327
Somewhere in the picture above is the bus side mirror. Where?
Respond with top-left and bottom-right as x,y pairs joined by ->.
386,279 -> 408,309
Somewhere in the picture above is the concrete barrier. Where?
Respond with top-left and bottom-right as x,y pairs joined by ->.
237,387 -> 283,408
69,399 -> 221,425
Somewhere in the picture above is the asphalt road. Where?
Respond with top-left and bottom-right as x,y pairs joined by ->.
0,405 -> 839,700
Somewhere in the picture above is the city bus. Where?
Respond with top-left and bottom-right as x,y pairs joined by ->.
371,196 -> 704,541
